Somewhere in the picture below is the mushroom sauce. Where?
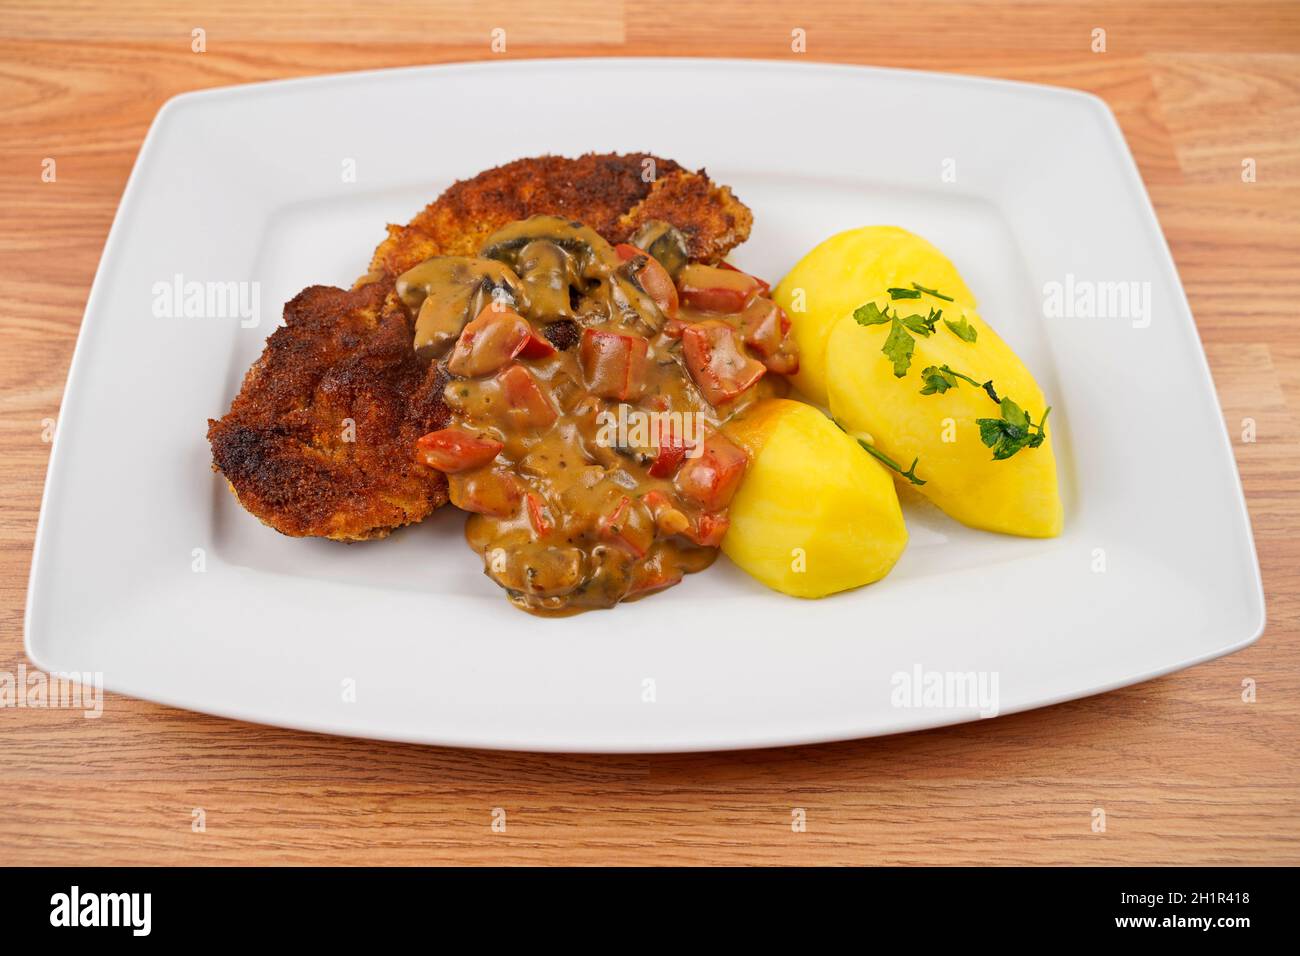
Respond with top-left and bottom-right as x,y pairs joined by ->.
398,215 -> 798,613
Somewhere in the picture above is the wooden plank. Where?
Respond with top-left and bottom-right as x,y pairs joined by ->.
1,0 -> 1297,865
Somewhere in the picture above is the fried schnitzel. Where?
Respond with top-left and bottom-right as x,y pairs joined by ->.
366,153 -> 752,280
210,153 -> 755,541
208,282 -> 449,540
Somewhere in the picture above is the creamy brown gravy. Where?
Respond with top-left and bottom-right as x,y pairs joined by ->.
399,215 -> 795,613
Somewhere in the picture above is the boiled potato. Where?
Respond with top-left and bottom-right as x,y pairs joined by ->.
722,399 -> 907,598
826,298 -> 1062,537
772,226 -> 977,405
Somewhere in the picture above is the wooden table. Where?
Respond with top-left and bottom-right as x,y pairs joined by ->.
2,1 -> 1297,865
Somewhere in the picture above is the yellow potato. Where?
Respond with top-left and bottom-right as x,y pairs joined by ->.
773,226 -> 977,405
722,399 -> 908,598
826,295 -> 1063,538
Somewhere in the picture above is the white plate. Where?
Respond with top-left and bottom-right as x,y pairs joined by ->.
26,59 -> 1264,752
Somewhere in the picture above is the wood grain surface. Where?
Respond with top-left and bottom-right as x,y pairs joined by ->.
1,1 -> 1297,866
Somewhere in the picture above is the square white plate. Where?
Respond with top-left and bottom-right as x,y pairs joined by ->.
26,59 -> 1264,752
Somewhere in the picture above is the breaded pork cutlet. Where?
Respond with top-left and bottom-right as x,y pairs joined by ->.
207,282 -> 449,540
210,153 -> 755,541
366,152 -> 753,279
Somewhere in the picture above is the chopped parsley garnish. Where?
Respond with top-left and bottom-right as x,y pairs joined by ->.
911,282 -> 955,302
856,296 -> 1051,461
881,321 -> 916,377
918,365 -> 958,394
920,362 -> 1048,459
918,364 -> 1000,404
977,400 -> 1051,461
898,309 -> 941,336
855,288 -> 976,378
834,419 -> 926,485
942,313 -> 978,342
853,301 -> 891,327
860,442 -> 926,484
854,302 -> 941,377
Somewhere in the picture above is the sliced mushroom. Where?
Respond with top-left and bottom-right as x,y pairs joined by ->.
515,239 -> 576,321
480,214 -> 666,335
628,220 -> 690,280
480,215 -> 620,280
395,256 -> 529,359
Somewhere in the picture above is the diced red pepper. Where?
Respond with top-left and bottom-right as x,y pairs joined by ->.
415,427 -> 503,473
737,299 -> 800,374
616,243 -> 679,319
648,416 -> 689,478
518,330 -> 557,359
650,444 -> 687,480
597,495 -> 654,558
579,328 -> 649,401
447,303 -> 531,378
526,492 -> 553,536
448,468 -> 523,517
496,364 -> 557,429
675,431 -> 749,512
662,317 -> 690,339
739,298 -> 784,356
678,262 -> 760,313
681,320 -> 766,406
682,511 -> 730,547
718,260 -> 771,294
